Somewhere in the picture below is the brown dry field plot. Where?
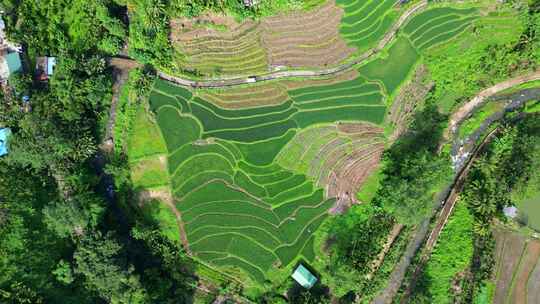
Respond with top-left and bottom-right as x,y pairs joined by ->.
199,69 -> 359,109
259,1 -> 356,68
170,1 -> 355,77
492,227 -> 540,304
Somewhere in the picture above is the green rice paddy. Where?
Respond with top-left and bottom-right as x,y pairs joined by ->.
336,0 -> 398,50
518,192 -> 540,232
402,6 -> 479,51
130,1 -> 487,288
146,75 -> 388,285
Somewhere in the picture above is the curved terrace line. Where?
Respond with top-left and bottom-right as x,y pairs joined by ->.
170,152 -> 235,179
270,189 -> 321,210
340,0 -> 391,28
186,193 -> 330,232
181,198 -> 277,220
155,0 -> 429,89
275,198 -> 333,223
412,16 -> 477,45
407,13 -> 466,38
210,254 -> 268,279
189,226 -> 283,247
345,16 -> 392,41
416,22 -> 474,50
290,90 -> 382,103
175,178 -> 273,210
189,231 -> 281,256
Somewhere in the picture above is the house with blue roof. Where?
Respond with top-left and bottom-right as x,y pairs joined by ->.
36,56 -> 56,81
0,128 -> 11,157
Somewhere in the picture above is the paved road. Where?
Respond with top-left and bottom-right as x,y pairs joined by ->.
157,0 -> 428,88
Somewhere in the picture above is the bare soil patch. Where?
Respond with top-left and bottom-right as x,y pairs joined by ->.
171,15 -> 267,77
510,240 -> 540,304
309,122 -> 385,210
527,253 -> 540,304
260,1 -> 355,68
138,187 -> 173,205
199,82 -> 289,108
387,65 -> 433,141
170,1 -> 356,76
493,230 -> 527,304
327,145 -> 384,199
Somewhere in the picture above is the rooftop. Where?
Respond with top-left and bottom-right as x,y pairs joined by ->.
503,206 -> 518,218
0,128 -> 11,157
291,264 -> 317,289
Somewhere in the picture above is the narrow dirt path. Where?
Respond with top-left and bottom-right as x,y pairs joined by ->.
447,70 -> 540,138
163,198 -> 192,254
103,57 -> 142,152
367,223 -> 405,280
155,1 -> 428,88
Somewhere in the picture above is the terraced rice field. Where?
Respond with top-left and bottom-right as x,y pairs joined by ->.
170,1 -> 356,77
260,1 -> 356,68
359,36 -> 419,95
402,6 -> 479,51
336,0 -> 399,51
354,6 -> 479,95
171,17 -> 268,77
148,76 -> 387,284
138,1 -> 488,287
492,228 -> 540,304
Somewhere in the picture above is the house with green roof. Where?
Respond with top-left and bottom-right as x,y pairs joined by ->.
291,264 -> 318,289
0,51 -> 22,79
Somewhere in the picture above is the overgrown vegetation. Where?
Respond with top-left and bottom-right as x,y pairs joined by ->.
0,1 -> 199,303
427,0 -> 540,111
314,204 -> 395,299
1,0 -> 126,56
409,204 -> 475,303
375,103 -> 452,224
461,114 -> 540,302
408,113 -> 540,303
1,0 -> 539,303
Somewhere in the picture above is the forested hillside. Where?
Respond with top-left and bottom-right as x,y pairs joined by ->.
0,0 -> 198,303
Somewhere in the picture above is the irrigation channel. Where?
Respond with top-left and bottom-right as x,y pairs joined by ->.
156,0 -> 428,88
376,86 -> 540,304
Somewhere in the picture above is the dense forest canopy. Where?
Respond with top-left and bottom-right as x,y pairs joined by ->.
0,0 -> 199,303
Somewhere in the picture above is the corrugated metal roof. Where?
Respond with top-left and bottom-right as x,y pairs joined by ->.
291,264 -> 317,289
0,128 -> 11,157
47,57 -> 56,76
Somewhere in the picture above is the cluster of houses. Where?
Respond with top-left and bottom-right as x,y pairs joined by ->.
0,15 -> 56,84
0,14 -> 57,157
